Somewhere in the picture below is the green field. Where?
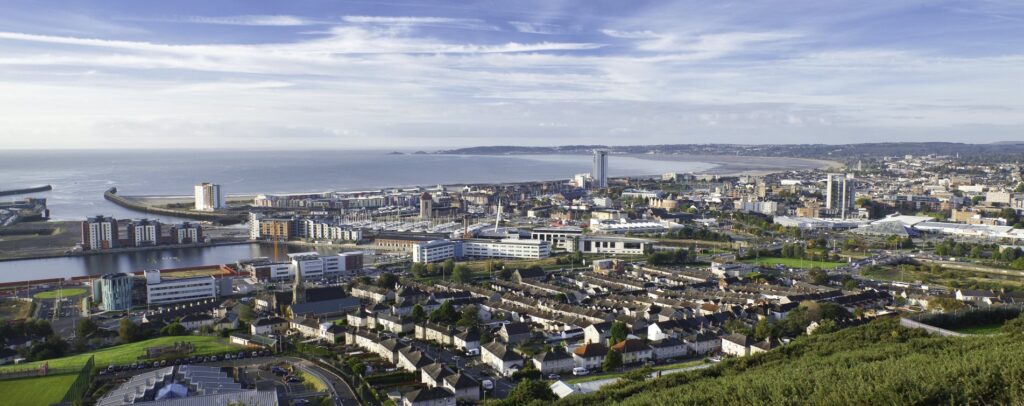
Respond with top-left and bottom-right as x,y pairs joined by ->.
33,288 -> 88,299
744,257 -> 845,270
0,336 -> 241,373
952,324 -> 1004,335
0,373 -> 78,406
0,298 -> 32,321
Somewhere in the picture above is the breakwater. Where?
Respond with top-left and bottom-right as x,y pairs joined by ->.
0,184 -> 52,197
104,187 -> 244,224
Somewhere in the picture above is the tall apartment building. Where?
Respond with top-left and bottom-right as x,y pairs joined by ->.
169,222 -> 203,244
81,215 -> 119,250
126,219 -> 161,247
194,182 -> 224,211
825,173 -> 856,219
592,150 -> 609,189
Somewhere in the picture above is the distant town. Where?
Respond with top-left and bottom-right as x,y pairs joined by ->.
1,146 -> 1023,406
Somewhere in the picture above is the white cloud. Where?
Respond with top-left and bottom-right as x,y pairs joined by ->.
179,15 -> 322,26
600,29 -> 661,39
509,21 -> 561,35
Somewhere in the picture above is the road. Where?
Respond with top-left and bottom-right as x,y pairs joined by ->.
566,362 -> 714,395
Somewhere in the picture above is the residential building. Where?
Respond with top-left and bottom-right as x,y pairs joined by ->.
251,317 -> 289,335
169,222 -> 203,244
481,342 -> 523,376
194,182 -> 224,211
402,387 -> 455,406
611,339 -> 653,365
126,219 -> 161,247
572,342 -> 607,370
532,348 -> 574,374
81,215 -> 119,250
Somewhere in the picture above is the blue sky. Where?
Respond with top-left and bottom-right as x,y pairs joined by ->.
0,0 -> 1021,149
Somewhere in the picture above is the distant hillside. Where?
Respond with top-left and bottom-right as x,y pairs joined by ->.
553,318 -> 1024,406
440,142 -> 1024,162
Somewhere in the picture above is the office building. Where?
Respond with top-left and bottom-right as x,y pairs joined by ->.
462,239 -> 550,260
81,215 -> 119,250
92,273 -> 134,311
169,222 -> 203,244
573,235 -> 652,255
413,240 -> 458,263
825,173 -> 856,219
194,182 -> 224,211
126,219 -> 161,247
592,150 -> 608,188
144,270 -> 219,305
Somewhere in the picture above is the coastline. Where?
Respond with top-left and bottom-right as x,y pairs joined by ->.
631,153 -> 842,176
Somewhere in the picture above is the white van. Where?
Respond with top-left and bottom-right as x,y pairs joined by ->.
482,380 -> 494,390
572,367 -> 589,376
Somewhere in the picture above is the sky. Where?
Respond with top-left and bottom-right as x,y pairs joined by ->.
0,0 -> 1021,149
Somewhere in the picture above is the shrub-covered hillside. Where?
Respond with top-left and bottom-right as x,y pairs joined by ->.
556,318 -> 1024,405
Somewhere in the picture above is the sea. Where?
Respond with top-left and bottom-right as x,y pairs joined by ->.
0,150 -> 714,282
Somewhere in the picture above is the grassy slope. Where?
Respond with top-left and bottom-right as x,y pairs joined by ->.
557,318 -> 1024,406
0,336 -> 240,373
0,373 -> 77,406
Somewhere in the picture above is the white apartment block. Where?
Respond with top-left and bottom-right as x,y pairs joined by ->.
194,183 -> 224,211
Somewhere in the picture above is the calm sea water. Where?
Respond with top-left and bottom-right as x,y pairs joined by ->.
0,150 -> 714,281
0,150 -> 714,221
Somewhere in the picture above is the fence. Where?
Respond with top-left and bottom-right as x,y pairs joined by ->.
902,304 -> 1024,336
59,355 -> 95,404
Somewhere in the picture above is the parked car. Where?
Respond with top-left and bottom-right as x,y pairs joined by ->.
547,373 -> 561,380
572,367 -> 589,376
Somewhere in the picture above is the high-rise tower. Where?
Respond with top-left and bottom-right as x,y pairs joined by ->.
592,149 -> 608,188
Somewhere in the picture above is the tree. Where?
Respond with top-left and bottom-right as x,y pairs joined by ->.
608,321 -> 628,345
160,322 -> 188,336
1002,313 -> 1024,335
451,264 -> 473,283
377,272 -> 399,289
75,318 -> 99,339
808,268 -> 829,285
441,259 -> 456,278
237,304 -> 255,324
927,297 -> 967,312
811,319 -> 838,335
119,318 -> 140,343
457,305 -> 478,328
429,300 -> 458,324
495,379 -> 556,406
602,349 -> 623,372
410,304 -> 426,323
410,263 -> 427,277
753,318 -> 772,340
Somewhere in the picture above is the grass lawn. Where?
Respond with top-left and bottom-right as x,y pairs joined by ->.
0,373 -> 78,406
0,298 -> 32,321
952,324 -> 1005,335
744,257 -> 845,270
33,288 -> 88,299
0,335 -> 241,373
